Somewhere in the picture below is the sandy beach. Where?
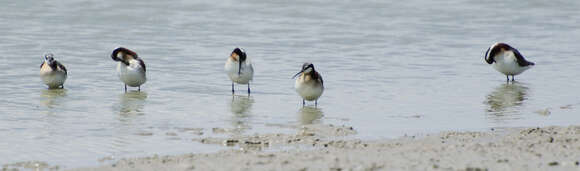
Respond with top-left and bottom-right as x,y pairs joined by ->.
22,124 -> 572,171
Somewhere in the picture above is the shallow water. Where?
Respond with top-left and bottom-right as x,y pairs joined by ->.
1,0 -> 580,168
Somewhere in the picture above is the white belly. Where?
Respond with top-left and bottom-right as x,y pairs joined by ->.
40,71 -> 67,89
117,62 -> 146,87
295,80 -> 324,101
492,54 -> 531,76
225,59 -> 253,84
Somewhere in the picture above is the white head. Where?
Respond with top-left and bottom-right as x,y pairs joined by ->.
44,53 -> 55,63
292,62 -> 315,78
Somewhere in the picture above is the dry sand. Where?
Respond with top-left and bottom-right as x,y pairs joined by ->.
6,124 -> 580,171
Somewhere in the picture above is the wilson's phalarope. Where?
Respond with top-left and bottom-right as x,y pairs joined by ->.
225,48 -> 253,94
40,53 -> 67,89
484,43 -> 534,82
111,47 -> 147,92
293,62 -> 324,106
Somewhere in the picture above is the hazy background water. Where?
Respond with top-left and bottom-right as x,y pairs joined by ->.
1,0 -> 580,168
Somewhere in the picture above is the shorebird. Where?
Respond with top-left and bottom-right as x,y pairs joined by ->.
40,53 -> 67,89
225,48 -> 253,94
111,47 -> 147,92
485,43 -> 535,82
293,63 -> 324,106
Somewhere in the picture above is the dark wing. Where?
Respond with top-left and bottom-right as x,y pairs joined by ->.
510,47 -> 534,66
138,59 -> 146,72
49,62 -> 58,70
486,43 -> 512,64
314,71 -> 323,86
56,61 -> 67,75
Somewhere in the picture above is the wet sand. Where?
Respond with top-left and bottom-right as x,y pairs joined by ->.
52,124 -> 580,171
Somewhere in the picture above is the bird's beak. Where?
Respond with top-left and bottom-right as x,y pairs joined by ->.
292,70 -> 304,79
238,61 -> 242,76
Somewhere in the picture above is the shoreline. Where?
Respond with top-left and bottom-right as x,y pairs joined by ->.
5,124 -> 580,170
70,125 -> 580,171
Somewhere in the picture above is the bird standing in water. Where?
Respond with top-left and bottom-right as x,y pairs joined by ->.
225,48 -> 253,95
484,43 -> 534,82
40,53 -> 67,89
293,63 -> 324,106
111,47 -> 147,92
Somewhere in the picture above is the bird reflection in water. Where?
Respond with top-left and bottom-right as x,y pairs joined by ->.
229,95 -> 254,134
118,91 -> 148,116
40,89 -> 67,109
230,95 -> 254,116
484,82 -> 529,122
298,106 -> 324,125
111,91 -> 148,155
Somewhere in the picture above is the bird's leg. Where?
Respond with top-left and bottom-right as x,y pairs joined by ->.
247,82 -> 251,95
302,99 -> 305,106
511,75 -> 515,82
231,82 -> 235,95
506,75 -> 509,82
138,86 -> 141,92
315,100 -> 318,108
124,84 -> 127,92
